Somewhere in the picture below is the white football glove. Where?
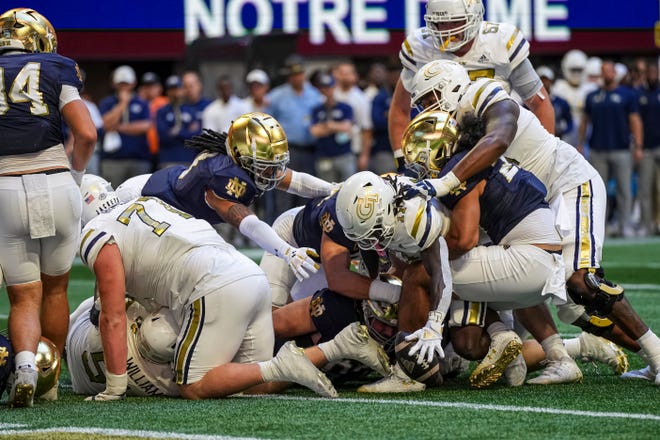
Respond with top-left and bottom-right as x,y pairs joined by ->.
284,246 -> 320,282
405,311 -> 445,364
85,391 -> 125,402
85,372 -> 126,402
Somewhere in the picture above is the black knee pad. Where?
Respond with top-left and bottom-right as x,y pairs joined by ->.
572,315 -> 615,336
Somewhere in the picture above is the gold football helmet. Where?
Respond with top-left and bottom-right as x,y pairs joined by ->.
402,110 -> 459,179
0,8 -> 57,53
226,112 -> 290,192
35,337 -> 61,397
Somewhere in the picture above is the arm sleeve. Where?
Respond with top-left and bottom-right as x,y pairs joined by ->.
238,214 -> 293,258
509,59 -> 544,101
286,170 -> 334,197
59,85 -> 82,110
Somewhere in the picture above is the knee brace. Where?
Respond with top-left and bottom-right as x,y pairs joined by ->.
572,314 -> 615,336
568,268 -> 624,329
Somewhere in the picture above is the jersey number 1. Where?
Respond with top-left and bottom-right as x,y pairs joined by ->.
0,62 -> 48,115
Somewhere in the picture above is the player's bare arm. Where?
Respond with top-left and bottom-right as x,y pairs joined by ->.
93,243 -> 128,378
443,182 -> 482,259
320,233 -> 373,300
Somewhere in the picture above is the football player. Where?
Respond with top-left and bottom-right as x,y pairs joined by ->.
260,193 -> 400,309
389,0 -> 554,171
67,297 -> 181,398
77,175 -> 337,401
405,60 -> 659,384
0,8 -> 96,407
116,112 -> 332,284
335,170 -> 530,392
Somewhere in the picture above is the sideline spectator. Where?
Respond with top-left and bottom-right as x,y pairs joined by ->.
537,66 -> 574,141
138,72 -> 168,166
266,54 -> 323,219
99,65 -> 151,187
155,75 -> 199,169
202,74 -> 250,133
244,69 -> 270,112
637,60 -> 660,236
332,60 -> 373,171
578,60 -> 643,238
310,73 -> 356,182
369,61 -> 399,175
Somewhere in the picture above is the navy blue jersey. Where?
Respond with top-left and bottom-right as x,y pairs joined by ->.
293,194 -> 358,253
142,152 -> 258,224
439,151 -> 548,244
0,52 -> 82,156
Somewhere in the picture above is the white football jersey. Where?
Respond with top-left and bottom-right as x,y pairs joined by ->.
457,78 -> 598,199
67,297 -> 180,397
79,196 -> 263,312
399,22 -> 529,95
388,176 -> 451,262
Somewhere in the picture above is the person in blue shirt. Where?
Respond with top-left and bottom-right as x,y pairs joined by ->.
99,65 -> 151,188
577,60 -> 644,238
310,73 -> 356,183
637,60 -> 660,236
266,55 -> 324,218
369,62 -> 399,175
155,75 -> 202,168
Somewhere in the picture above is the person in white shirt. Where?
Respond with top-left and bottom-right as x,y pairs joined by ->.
202,75 -> 250,133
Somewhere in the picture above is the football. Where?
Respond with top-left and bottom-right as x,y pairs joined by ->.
394,331 -> 443,387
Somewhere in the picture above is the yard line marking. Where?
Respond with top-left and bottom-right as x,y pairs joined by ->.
0,424 -> 27,429
0,427 -> 262,439
243,395 -> 660,421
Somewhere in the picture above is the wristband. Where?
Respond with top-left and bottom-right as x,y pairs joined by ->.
71,168 -> 85,186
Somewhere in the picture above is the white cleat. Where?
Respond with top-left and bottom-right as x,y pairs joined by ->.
527,357 -> 583,385
357,363 -> 425,393
334,322 -> 391,377
469,330 -> 523,389
504,353 -> 527,387
577,332 -> 629,375
273,341 -> 338,398
8,368 -> 38,408
621,365 -> 654,381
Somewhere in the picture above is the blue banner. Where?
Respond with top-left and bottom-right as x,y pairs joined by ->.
3,1 -> 657,32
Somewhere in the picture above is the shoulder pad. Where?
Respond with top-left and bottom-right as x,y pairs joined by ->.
459,78 -> 510,119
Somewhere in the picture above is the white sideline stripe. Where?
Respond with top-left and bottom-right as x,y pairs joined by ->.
244,395 -> 660,421
624,283 -> 660,290
0,427 -> 261,440
605,262 -> 660,269
0,424 -> 26,429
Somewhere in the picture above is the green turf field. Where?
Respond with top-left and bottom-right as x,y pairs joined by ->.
1,238 -> 659,439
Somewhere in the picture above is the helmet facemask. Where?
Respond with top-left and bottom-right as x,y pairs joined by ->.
402,110 -> 460,180
227,112 -> 290,193
424,0 -> 484,53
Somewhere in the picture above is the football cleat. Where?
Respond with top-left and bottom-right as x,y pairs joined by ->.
8,367 -> 38,408
504,353 -> 527,387
469,330 -> 523,389
272,341 -> 338,398
577,332 -> 628,375
357,363 -> 426,393
620,365 -> 654,381
332,323 -> 391,377
526,357 -> 583,385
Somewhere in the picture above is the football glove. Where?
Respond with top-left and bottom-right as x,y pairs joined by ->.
402,180 -> 437,200
85,391 -> 126,402
405,311 -> 445,364
284,246 -> 320,282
